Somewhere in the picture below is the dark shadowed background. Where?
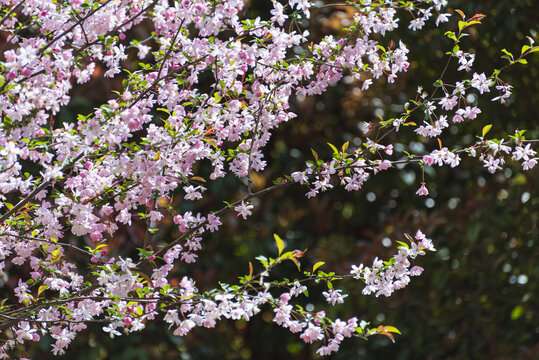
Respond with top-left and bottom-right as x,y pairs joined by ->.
21,0 -> 538,359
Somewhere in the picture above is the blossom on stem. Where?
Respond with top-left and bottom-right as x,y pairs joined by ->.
234,201 -> 254,219
415,182 -> 429,196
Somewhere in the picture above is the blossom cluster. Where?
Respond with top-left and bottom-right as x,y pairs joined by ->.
350,230 -> 435,297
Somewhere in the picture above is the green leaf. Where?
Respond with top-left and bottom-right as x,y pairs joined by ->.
521,45 -> 531,54
51,249 -> 61,262
37,285 -> 49,297
313,261 -> 325,272
511,305 -> 524,320
327,143 -> 338,154
501,49 -> 514,59
359,320 -> 369,329
482,124 -> 492,137
445,31 -> 457,41
396,241 -> 409,249
4,203 -> 13,211
274,234 -> 284,256
433,80 -> 443,88
311,148 -> 319,162
382,326 -> 402,335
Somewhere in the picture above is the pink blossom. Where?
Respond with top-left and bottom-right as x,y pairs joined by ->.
234,201 -> 254,219
415,182 -> 429,196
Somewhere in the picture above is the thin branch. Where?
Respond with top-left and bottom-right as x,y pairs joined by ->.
0,233 -> 93,257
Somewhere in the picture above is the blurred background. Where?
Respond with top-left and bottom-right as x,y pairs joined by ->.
23,0 -> 538,359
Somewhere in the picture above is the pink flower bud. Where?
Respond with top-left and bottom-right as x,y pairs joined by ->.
6,71 -> 17,80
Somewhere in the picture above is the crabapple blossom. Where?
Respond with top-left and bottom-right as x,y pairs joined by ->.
416,182 -> 429,196
0,0 -> 537,358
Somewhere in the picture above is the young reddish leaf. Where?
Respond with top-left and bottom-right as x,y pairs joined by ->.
437,138 -> 442,150
190,176 -> 206,182
293,249 -> 307,258
376,326 -> 395,342
404,233 -> 414,242
248,261 -> 253,277
470,13 -> 486,22
455,9 -> 465,19
288,256 -> 301,271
